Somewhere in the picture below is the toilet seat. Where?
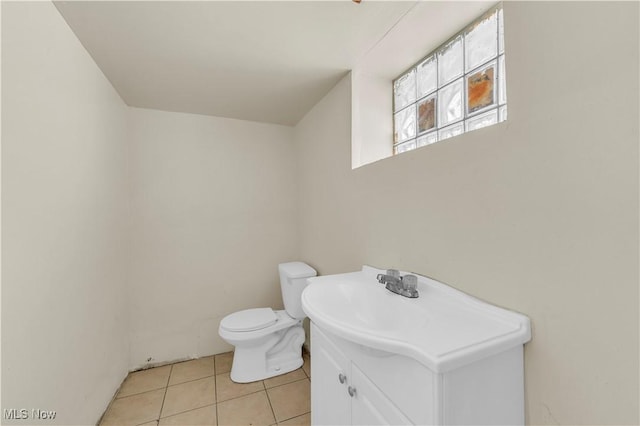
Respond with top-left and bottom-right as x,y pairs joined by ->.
220,308 -> 277,332
219,309 -> 299,344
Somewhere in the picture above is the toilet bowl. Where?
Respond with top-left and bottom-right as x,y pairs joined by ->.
218,262 -> 317,383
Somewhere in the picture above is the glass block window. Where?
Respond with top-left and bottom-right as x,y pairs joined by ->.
393,3 -> 506,154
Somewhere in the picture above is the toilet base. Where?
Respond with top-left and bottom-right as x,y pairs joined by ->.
229,323 -> 305,383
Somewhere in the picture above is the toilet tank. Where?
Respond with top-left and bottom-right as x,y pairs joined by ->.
279,262 -> 317,319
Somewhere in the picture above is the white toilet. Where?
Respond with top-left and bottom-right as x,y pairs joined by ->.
218,261 -> 317,383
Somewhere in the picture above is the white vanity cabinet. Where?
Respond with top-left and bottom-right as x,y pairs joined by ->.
303,266 -> 531,426
311,323 -> 525,425
311,323 -> 412,425
311,323 -> 350,425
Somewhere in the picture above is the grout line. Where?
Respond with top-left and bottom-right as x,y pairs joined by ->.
165,364 -> 172,388
167,373 -> 217,388
278,411 -> 311,424
264,375 -> 309,391
264,384 -> 279,425
303,358 -> 311,379
115,385 -> 168,400
157,365 -> 173,421
135,419 -> 159,426
158,399 -> 218,422
156,403 -> 217,423
216,386 -> 266,404
214,370 -> 219,426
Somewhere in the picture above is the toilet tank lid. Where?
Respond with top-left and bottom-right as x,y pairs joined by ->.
220,308 -> 277,332
278,262 -> 317,279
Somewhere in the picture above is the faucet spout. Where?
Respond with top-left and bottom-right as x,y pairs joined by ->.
376,273 -> 401,286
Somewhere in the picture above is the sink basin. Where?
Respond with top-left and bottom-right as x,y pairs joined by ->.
302,266 -> 531,373
303,272 -> 428,334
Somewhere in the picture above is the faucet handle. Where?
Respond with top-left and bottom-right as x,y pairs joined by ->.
386,269 -> 400,278
402,274 -> 419,297
402,274 -> 417,290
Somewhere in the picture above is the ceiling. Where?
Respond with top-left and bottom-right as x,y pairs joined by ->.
54,0 -> 418,126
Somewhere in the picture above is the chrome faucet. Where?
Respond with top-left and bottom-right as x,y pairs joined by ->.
376,269 -> 419,298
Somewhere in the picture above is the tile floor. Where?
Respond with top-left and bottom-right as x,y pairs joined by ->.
99,351 -> 311,426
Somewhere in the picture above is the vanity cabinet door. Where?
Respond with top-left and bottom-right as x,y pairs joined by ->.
311,324 -> 351,425
351,363 -> 413,426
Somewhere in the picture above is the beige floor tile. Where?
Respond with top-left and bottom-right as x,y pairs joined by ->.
263,368 -> 307,389
100,389 -> 165,426
214,352 -> 233,374
301,354 -> 310,378
278,412 -> 311,426
216,372 -> 264,402
117,365 -> 171,398
266,379 -> 311,423
159,404 -> 216,426
139,422 -> 159,426
169,357 -> 215,386
161,376 -> 216,418
217,391 -> 275,426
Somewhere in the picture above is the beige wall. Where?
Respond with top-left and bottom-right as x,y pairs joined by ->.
1,3 -> 299,419
1,2 -> 130,424
128,107 -> 298,368
2,1 -> 638,424
295,2 -> 639,425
